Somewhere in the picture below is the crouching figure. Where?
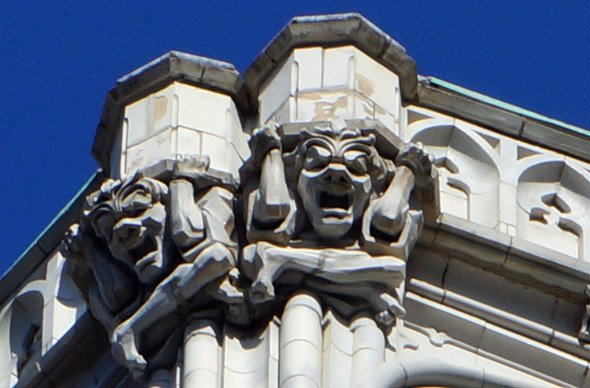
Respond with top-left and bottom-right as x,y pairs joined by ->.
62,157 -> 243,380
242,119 -> 433,325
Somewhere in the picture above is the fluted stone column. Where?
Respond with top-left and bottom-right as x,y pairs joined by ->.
183,319 -> 222,388
350,315 -> 385,385
279,292 -> 323,388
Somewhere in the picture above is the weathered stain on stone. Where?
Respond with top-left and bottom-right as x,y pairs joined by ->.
374,104 -> 386,116
358,96 -> 374,118
153,96 -> 168,123
313,95 -> 348,121
356,73 -> 375,98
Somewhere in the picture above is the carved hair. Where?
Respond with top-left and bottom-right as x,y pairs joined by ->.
83,173 -> 169,240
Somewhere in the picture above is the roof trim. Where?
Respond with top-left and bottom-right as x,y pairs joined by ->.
417,76 -> 590,162
91,51 -> 246,174
243,13 -> 418,109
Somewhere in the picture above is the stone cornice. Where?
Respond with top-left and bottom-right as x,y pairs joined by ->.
92,52 -> 245,175
416,77 -> 590,163
242,13 -> 418,109
89,13 -> 588,175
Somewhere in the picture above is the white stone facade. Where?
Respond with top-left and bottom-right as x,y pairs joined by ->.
2,13 -> 590,388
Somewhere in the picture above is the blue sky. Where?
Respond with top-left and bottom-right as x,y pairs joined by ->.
1,2 -> 589,275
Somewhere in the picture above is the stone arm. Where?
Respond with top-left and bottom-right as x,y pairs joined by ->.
241,242 -> 406,326
111,241 -> 236,379
247,124 -> 295,243
169,178 -> 205,258
365,143 -> 432,241
368,165 -> 415,239
111,185 -> 241,379
62,224 -> 139,317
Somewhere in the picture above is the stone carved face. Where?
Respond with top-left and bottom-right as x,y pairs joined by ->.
85,176 -> 169,285
293,127 -> 385,240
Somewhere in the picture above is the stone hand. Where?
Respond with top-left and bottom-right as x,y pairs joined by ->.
249,123 -> 282,165
111,322 -> 147,381
396,142 -> 433,184
171,155 -> 211,180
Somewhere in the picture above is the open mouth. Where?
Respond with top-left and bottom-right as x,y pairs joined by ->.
129,235 -> 159,271
317,188 -> 353,218
319,192 -> 351,209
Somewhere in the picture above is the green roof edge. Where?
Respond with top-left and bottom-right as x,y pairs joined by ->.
428,76 -> 590,137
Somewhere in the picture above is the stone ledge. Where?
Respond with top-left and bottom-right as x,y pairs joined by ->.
419,213 -> 590,299
243,13 -> 418,110
404,292 -> 588,387
92,51 -> 246,174
417,78 -> 590,163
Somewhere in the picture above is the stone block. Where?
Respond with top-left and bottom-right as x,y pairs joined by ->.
443,258 -> 556,326
407,246 -> 449,290
439,192 -> 468,220
258,44 -> 402,128
176,83 -> 231,136
503,254 -> 586,298
125,129 -> 172,174
264,97 -> 293,125
404,292 -> 486,348
125,84 -> 175,147
498,182 -> 517,226
522,119 -> 590,163
437,213 -> 512,253
259,54 -> 295,124
432,229 -> 507,268
374,107 -> 398,133
322,46 -> 354,88
354,47 -> 399,115
294,47 -> 323,91
295,90 -> 351,122
507,238 -> 588,292
175,127 -> 202,157
551,330 -> 590,361
551,297 -> 584,335
478,323 -> 587,386
417,80 -> 524,137
443,289 -> 553,344
406,278 -> 445,303
201,133 -> 229,173
110,127 -> 124,179
323,46 -> 400,116
115,81 -> 248,180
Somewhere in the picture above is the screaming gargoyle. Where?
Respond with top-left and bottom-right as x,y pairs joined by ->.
242,119 -> 433,325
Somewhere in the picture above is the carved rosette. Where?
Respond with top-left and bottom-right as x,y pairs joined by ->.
62,119 -> 433,382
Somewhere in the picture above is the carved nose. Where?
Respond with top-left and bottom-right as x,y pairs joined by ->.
323,164 -> 352,185
113,219 -> 143,244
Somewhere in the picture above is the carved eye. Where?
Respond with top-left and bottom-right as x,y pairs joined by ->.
304,145 -> 331,171
344,150 -> 369,174
122,189 -> 152,214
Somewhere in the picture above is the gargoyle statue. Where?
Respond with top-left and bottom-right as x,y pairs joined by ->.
242,119 -> 433,325
61,157 -> 242,380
